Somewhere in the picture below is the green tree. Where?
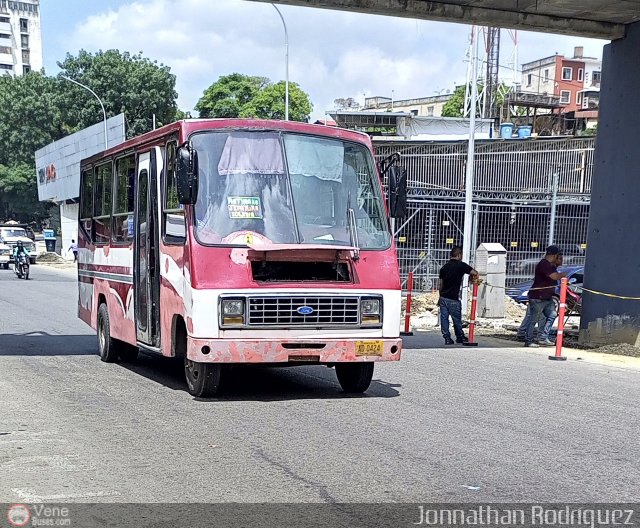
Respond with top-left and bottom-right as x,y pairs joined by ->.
240,81 -> 312,121
0,163 -> 54,223
0,50 -> 178,223
196,75 -> 312,122
441,85 -> 466,118
0,72 -> 67,166
57,49 -> 178,138
195,73 -> 269,118
442,83 -> 511,118
175,109 -> 192,120
334,97 -> 360,110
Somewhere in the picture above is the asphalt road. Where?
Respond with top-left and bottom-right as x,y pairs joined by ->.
1,265 -> 640,505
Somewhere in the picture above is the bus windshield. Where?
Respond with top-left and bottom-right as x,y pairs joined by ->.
192,131 -> 391,249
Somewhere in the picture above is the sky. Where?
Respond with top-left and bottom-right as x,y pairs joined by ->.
40,0 -> 607,121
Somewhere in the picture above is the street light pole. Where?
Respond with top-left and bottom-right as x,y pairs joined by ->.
461,26 -> 479,311
61,75 -> 108,150
271,3 -> 289,121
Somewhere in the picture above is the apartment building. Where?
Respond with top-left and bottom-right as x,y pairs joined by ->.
0,0 -> 42,76
363,94 -> 452,117
521,46 -> 601,127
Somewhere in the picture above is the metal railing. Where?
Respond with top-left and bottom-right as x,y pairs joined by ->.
375,137 -> 595,290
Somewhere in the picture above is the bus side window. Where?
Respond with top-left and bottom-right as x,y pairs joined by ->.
80,168 -> 94,241
163,141 -> 186,242
94,162 -> 113,245
113,154 -> 135,243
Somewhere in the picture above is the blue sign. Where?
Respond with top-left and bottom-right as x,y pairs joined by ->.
127,215 -> 134,237
43,229 -> 56,240
296,306 -> 314,315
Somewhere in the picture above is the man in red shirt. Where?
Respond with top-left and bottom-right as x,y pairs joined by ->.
524,246 -> 567,347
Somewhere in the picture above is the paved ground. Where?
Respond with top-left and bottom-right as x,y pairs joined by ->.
1,265 -> 640,503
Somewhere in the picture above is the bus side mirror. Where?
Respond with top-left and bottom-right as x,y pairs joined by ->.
176,146 -> 199,205
388,165 -> 407,218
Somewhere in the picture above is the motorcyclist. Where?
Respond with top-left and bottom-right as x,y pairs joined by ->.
12,240 -> 29,272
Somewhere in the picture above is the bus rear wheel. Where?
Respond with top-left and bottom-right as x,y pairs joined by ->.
335,362 -> 374,393
184,357 -> 221,398
97,303 -> 128,363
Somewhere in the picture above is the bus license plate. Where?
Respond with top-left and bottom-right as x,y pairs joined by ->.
355,340 -> 384,356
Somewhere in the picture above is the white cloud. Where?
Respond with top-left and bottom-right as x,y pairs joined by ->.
60,0 -> 607,120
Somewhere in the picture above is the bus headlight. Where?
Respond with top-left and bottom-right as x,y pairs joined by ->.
221,298 -> 245,327
360,297 -> 381,326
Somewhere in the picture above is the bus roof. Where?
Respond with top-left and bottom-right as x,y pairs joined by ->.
81,119 -> 373,166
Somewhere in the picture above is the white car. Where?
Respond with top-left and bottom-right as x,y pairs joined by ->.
0,242 -> 10,269
0,224 -> 37,264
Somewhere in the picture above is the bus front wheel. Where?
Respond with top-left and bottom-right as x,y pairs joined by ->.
184,357 -> 221,398
335,362 -> 374,393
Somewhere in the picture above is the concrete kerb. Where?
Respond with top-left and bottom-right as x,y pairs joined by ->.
521,342 -> 640,371
31,261 -> 78,275
401,330 -> 640,372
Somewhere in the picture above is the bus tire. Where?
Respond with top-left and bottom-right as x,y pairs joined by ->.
97,303 -> 123,363
184,356 -> 221,398
335,362 -> 374,393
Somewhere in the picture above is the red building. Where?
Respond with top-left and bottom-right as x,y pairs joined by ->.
521,46 -> 601,131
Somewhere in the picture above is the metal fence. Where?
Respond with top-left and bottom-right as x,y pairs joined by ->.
374,137 -> 595,290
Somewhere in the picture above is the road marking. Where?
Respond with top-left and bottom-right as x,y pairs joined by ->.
12,489 -> 120,502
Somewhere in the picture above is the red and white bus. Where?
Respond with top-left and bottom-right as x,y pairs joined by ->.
77,119 -> 406,397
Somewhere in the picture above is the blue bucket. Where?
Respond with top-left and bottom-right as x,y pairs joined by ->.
500,123 -> 514,139
517,125 -> 532,139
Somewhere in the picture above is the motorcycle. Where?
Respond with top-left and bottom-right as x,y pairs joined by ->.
14,253 -> 29,280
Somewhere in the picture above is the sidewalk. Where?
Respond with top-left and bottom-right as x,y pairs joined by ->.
402,329 -> 640,372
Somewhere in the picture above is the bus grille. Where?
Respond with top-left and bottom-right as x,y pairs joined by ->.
247,296 -> 360,327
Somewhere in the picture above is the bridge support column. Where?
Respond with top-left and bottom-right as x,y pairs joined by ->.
581,21 -> 640,345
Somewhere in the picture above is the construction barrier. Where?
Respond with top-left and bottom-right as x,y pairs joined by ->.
463,280 -> 479,347
549,277 -> 568,361
401,272 -> 414,337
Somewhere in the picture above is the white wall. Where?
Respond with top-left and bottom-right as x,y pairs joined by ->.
35,114 -> 126,202
59,202 -> 79,260
584,62 -> 602,88
522,63 -> 557,95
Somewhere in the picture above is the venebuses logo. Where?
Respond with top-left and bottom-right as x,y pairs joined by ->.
7,503 -> 31,527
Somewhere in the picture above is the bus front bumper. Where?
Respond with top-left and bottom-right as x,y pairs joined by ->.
186,337 -> 402,364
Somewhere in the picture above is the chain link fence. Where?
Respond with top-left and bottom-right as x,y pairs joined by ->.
375,137 -> 594,290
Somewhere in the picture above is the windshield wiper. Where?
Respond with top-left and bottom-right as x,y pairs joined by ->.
346,193 -> 360,260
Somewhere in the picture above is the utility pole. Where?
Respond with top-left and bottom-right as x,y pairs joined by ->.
548,170 -> 559,246
271,4 -> 289,121
461,26 -> 479,311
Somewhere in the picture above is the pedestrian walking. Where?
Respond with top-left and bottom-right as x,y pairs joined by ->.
68,239 -> 78,262
524,246 -> 567,347
438,246 -> 479,345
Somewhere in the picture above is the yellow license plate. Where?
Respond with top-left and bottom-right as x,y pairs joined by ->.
355,340 -> 384,356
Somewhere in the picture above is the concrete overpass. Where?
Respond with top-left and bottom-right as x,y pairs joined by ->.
253,1 -> 638,39
253,0 -> 640,345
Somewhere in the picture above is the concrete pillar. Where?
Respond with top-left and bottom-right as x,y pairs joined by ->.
581,21 -> 640,345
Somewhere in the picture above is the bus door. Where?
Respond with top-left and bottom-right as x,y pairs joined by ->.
134,148 -> 162,348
